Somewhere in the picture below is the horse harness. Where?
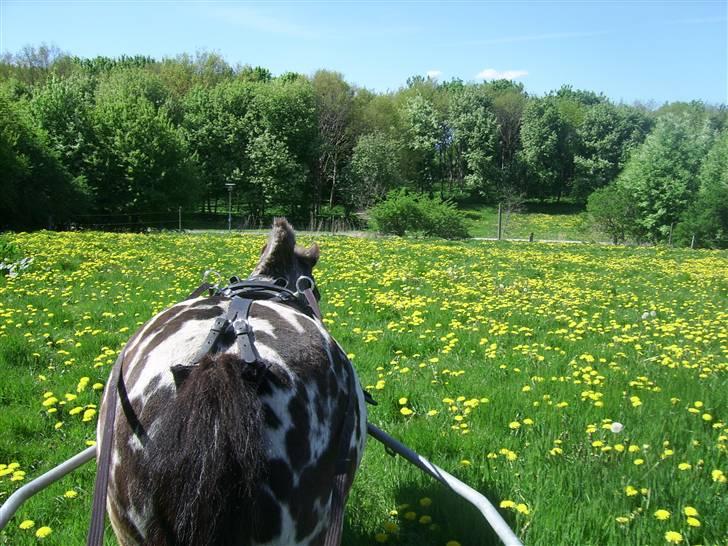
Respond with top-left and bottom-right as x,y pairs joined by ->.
88,277 -> 363,546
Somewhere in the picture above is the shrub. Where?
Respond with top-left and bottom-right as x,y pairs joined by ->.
369,189 -> 469,239
586,184 -> 639,244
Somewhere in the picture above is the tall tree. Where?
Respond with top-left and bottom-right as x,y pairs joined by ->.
616,113 -> 713,241
311,70 -> 355,209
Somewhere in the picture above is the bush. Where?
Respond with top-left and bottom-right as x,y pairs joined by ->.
586,184 -> 639,244
369,189 -> 469,239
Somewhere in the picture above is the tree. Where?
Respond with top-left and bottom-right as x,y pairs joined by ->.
311,70 -> 355,209
0,83 -> 89,229
675,130 -> 728,248
449,85 -> 499,197
572,103 -> 652,201
346,131 -> 402,208
92,68 -> 199,212
616,113 -> 713,242
400,94 -> 440,192
587,183 -> 639,243
519,98 -> 570,200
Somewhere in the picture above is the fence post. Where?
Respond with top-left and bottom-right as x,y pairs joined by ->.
529,232 -> 534,242
178,207 -> 182,232
497,204 -> 502,241
691,234 -> 695,249
668,223 -> 674,246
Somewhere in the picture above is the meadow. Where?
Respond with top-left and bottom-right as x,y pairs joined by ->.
0,231 -> 726,546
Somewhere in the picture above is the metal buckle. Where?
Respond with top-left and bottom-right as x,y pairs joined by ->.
202,270 -> 223,291
295,275 -> 315,293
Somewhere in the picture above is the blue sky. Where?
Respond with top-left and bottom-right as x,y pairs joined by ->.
1,1 -> 726,104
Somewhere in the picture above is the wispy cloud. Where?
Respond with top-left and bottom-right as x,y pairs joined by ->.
476,68 -> 528,81
209,6 -> 318,39
426,70 -> 442,80
461,30 -> 609,47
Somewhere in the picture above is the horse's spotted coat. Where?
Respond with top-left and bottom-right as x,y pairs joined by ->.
98,221 -> 366,546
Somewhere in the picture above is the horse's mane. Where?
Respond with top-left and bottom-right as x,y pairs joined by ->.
144,353 -> 265,546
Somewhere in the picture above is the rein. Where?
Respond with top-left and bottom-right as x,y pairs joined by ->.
87,276 -> 325,546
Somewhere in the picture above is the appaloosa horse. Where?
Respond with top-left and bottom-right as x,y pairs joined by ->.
97,219 -> 367,546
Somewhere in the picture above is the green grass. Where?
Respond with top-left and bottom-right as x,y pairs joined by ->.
462,203 -> 609,242
1,231 -> 727,545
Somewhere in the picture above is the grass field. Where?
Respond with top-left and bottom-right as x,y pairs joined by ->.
462,204 -> 608,242
1,231 -> 726,546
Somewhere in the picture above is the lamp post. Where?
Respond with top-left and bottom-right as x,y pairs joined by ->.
225,183 -> 235,232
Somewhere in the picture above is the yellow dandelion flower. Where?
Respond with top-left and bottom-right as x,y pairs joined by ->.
509,421 -> 521,430
400,407 -> 413,416
677,462 -> 691,471
419,515 -> 432,524
682,506 -> 698,517
633,458 -> 645,466
404,511 -> 417,521
686,517 -> 700,527
664,531 -> 683,544
398,397 -> 408,405
446,541 -> 462,546
18,520 -> 35,530
624,485 -> 638,496
64,489 -> 78,499
516,503 -> 530,515
383,522 -> 399,533
654,509 -> 670,520
35,526 -> 52,538
615,516 -> 629,524
419,497 -> 432,507
426,409 -> 438,416
499,500 -> 516,509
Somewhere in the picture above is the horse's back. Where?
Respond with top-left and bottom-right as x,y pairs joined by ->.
100,296 -> 366,546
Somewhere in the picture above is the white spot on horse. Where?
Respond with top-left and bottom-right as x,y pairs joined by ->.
249,317 -> 278,338
256,300 -> 305,334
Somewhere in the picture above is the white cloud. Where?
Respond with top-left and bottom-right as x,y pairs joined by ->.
476,68 -> 528,81
426,70 -> 442,80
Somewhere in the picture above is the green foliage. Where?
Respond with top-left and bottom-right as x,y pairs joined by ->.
573,103 -> 652,201
586,184 -> 639,243
616,113 -> 713,242
675,130 -> 728,248
370,189 -> 468,239
0,82 -> 89,229
347,131 -> 402,208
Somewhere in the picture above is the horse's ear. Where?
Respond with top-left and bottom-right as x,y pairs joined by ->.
296,243 -> 319,268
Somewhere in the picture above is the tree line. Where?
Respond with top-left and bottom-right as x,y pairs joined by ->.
1,45 -> 726,246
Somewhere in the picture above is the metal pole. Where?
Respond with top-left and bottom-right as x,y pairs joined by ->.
0,447 -> 96,530
228,189 -> 232,232
367,423 -> 523,546
497,204 -> 503,241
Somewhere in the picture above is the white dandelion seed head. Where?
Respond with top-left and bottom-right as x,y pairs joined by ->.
610,422 -> 624,433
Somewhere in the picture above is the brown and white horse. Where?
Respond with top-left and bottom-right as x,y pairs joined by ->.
97,219 -> 367,546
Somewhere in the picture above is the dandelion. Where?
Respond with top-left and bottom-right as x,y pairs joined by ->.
711,469 -> 726,483
446,541 -> 462,546
35,526 -> 52,538
615,516 -> 629,524
516,503 -> 530,515
400,407 -> 413,416
610,422 -> 624,433
383,522 -> 399,533
374,532 -> 388,542
686,517 -> 700,527
682,506 -> 698,517
624,485 -> 638,496
18,520 -> 34,530
654,509 -> 670,520
677,462 -> 691,471
426,409 -> 438,416
664,531 -> 683,544
64,489 -> 78,498
633,458 -> 645,466
398,397 -> 408,405
509,421 -> 521,430
404,511 -> 417,521
500,500 -> 516,509
419,497 -> 432,507
419,515 -> 432,524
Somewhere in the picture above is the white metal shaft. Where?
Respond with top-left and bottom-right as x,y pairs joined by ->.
367,423 -> 524,546
0,446 -> 96,530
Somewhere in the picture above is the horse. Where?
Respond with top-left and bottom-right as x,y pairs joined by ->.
96,219 -> 367,546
